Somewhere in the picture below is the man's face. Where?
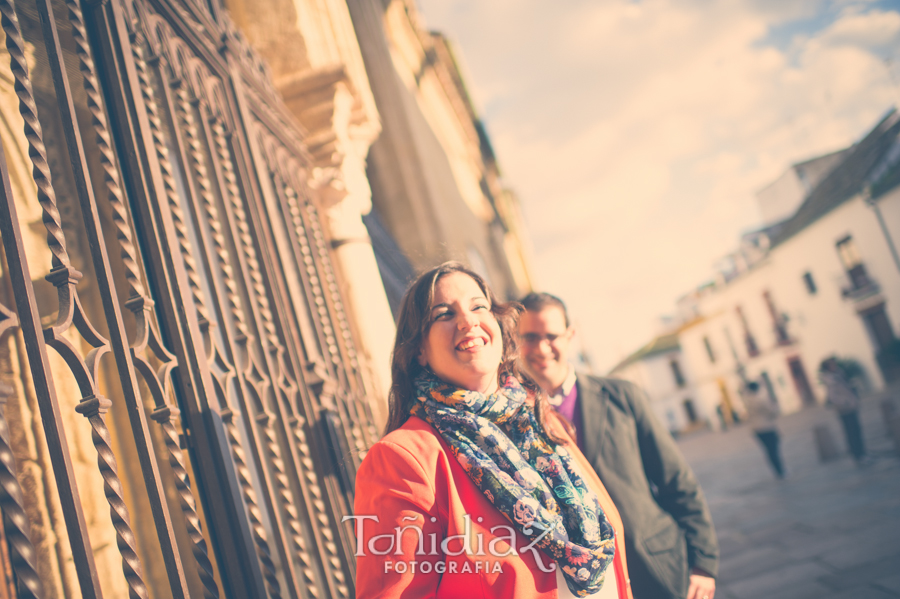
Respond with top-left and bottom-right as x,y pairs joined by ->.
518,306 -> 574,391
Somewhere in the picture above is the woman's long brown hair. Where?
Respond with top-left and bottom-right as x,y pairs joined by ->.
384,261 -> 565,445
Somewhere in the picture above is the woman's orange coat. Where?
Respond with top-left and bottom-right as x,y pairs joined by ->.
353,416 -> 634,599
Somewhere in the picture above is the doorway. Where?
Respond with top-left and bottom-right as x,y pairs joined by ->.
787,357 -> 816,406
683,398 -> 698,423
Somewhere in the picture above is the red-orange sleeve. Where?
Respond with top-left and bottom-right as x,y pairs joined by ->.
353,439 -> 446,599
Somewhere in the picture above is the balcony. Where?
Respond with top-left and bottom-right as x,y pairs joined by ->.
744,334 -> 760,357
773,315 -> 792,346
762,290 -> 793,347
841,264 -> 881,302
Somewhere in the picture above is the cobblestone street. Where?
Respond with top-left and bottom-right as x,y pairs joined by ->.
677,388 -> 900,599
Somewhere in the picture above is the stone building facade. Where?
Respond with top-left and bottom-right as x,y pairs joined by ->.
348,0 -> 533,306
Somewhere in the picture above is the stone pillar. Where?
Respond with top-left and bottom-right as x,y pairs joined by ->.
318,156 -> 395,428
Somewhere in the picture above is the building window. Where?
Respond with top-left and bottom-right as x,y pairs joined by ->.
763,290 -> 791,345
802,271 -> 817,295
787,357 -> 816,406
670,359 -> 686,388
736,305 -> 759,356
836,236 -> 871,290
836,236 -> 861,269
703,336 -> 716,363
683,399 -> 698,423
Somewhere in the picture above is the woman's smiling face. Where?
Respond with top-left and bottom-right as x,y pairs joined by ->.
418,272 -> 503,394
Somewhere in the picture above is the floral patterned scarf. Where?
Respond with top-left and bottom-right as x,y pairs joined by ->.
411,372 -> 616,597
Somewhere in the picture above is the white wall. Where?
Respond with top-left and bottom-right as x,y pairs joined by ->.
613,348 -> 714,433
677,188 -> 900,419
677,314 -> 748,428
613,185 -> 900,431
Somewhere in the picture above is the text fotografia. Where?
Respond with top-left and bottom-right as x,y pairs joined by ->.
385,559 -> 503,574
343,514 -> 559,573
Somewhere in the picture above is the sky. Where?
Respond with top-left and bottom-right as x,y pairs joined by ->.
415,0 -> 900,373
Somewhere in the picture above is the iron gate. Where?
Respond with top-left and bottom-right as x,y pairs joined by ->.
0,0 -> 376,597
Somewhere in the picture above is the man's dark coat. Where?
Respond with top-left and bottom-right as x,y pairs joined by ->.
577,375 -> 719,599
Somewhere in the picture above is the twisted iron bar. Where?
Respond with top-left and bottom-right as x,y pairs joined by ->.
281,185 -> 365,468
176,88 -> 250,347
305,197 -> 382,455
212,120 -> 255,343
0,0 -> 69,272
276,181 -> 346,443
150,406 -> 218,598
221,410 -> 282,599
306,218 -> 379,452
0,382 -> 43,598
74,396 -> 148,599
64,9 -> 220,597
211,122 -> 326,596
282,183 -> 331,356
259,408 -> 320,598
212,123 -> 277,350
65,0 -> 146,308
268,178 -> 352,596
302,201 -> 368,457
132,42 -> 211,332
304,202 -> 358,371
1,2 -> 149,597
293,423 -> 348,598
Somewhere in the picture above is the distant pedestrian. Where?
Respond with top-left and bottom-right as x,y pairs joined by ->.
819,357 -> 868,465
741,380 -> 785,478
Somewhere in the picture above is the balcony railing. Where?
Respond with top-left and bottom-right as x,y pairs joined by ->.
744,334 -> 760,357
841,266 -> 881,301
773,315 -> 792,346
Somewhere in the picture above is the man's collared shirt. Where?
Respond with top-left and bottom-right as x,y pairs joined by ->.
549,366 -> 584,451
548,365 -> 578,406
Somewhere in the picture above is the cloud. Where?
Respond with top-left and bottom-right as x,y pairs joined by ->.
819,7 -> 900,50
414,0 -> 900,371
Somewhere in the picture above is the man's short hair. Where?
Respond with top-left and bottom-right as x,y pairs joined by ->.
746,381 -> 760,392
520,292 -> 570,328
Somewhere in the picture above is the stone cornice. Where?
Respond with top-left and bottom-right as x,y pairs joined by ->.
276,64 -> 378,169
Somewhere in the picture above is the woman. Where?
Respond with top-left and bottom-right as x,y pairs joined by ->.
353,262 -> 633,598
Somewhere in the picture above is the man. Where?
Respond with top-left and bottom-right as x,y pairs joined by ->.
518,293 -> 718,599
818,357 -> 868,465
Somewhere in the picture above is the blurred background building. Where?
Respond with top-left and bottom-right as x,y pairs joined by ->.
347,0 -> 533,308
612,110 -> 900,434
